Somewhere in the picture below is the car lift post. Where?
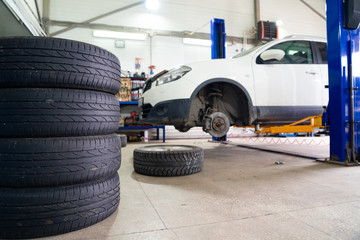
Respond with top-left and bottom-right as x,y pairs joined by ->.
211,18 -> 226,59
210,18 -> 227,141
326,0 -> 360,164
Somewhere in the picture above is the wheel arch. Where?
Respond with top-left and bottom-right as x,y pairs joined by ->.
189,78 -> 256,126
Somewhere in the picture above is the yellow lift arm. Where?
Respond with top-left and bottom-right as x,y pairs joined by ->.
254,114 -> 324,135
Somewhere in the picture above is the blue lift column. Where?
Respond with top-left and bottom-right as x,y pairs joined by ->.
326,0 -> 360,164
210,18 -> 227,142
211,18 -> 226,59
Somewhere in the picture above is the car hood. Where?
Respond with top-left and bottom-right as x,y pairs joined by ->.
181,55 -> 254,81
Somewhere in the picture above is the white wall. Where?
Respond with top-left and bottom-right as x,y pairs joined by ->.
54,27 -> 244,75
49,0 -> 326,75
49,0 -> 255,36
261,0 -> 326,39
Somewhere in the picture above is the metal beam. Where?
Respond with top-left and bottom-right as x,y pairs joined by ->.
42,0 -> 50,35
46,20 -> 257,44
300,0 -> 326,21
254,0 -> 260,24
34,0 -> 41,22
49,1 -> 144,36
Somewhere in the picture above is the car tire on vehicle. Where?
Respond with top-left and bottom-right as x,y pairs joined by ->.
0,134 -> 121,187
0,88 -> 120,137
174,125 -> 191,132
0,173 -> 120,239
0,37 -> 121,94
133,145 -> 204,176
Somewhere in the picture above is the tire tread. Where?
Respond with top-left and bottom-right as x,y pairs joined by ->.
0,134 -> 121,187
0,173 -> 120,239
133,145 -> 204,176
0,37 -> 121,94
0,88 -> 120,137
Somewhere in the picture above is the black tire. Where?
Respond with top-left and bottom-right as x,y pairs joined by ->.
175,125 -> 191,132
0,134 -> 121,187
0,173 -> 120,239
133,145 -> 204,176
0,88 -> 120,137
0,37 -> 121,94
119,134 -> 127,147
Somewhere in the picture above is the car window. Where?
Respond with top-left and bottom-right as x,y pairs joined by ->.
257,41 -> 313,64
315,42 -> 327,64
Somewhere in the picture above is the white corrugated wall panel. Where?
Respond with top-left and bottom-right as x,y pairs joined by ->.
49,0 -> 255,37
261,0 -> 326,38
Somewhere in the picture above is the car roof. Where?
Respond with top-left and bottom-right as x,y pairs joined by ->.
282,35 -> 327,43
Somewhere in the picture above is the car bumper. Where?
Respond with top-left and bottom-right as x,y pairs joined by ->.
141,99 -> 191,125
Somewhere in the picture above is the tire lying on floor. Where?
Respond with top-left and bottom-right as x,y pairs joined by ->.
0,88 -> 120,137
0,134 -> 121,187
0,173 -> 120,239
0,37 -> 121,94
133,145 -> 204,176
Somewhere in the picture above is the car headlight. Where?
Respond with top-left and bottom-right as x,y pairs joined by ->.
156,65 -> 191,86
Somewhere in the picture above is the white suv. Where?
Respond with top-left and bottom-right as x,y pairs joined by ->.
139,35 -> 328,137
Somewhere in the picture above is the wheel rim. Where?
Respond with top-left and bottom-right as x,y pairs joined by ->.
212,117 -> 226,132
141,145 -> 195,152
208,112 -> 230,138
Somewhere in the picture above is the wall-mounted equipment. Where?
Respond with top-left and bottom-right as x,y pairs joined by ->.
343,0 -> 360,30
115,40 -> 125,48
257,21 -> 278,41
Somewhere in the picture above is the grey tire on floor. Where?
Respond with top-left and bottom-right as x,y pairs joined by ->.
0,88 -> 120,137
0,37 -> 121,94
0,134 -> 121,187
0,173 -> 120,239
119,134 -> 127,147
133,145 -> 204,176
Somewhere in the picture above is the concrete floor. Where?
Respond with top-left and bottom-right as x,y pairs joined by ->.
43,137 -> 360,240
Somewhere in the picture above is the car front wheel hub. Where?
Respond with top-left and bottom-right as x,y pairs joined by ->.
207,112 -> 230,138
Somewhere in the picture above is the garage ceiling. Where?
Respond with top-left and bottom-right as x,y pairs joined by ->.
0,1 -> 32,36
29,0 -> 327,73
47,0 -> 253,38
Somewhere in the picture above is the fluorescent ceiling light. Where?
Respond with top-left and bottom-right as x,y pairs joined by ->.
183,38 -> 212,47
93,30 -> 147,40
145,0 -> 159,10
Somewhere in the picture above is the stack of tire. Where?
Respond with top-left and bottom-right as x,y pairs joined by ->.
0,37 -> 122,239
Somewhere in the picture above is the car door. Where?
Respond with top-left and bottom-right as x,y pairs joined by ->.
252,40 -> 324,122
313,41 -> 329,106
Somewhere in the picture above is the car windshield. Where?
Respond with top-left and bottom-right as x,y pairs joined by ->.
232,44 -> 265,58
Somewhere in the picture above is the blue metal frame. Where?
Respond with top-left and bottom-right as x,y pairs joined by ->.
118,101 -> 165,142
326,0 -> 360,163
211,18 -> 226,59
210,18 -> 227,141
118,126 -> 165,142
119,101 -> 138,105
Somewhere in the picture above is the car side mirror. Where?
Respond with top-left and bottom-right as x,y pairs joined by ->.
259,49 -> 285,62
